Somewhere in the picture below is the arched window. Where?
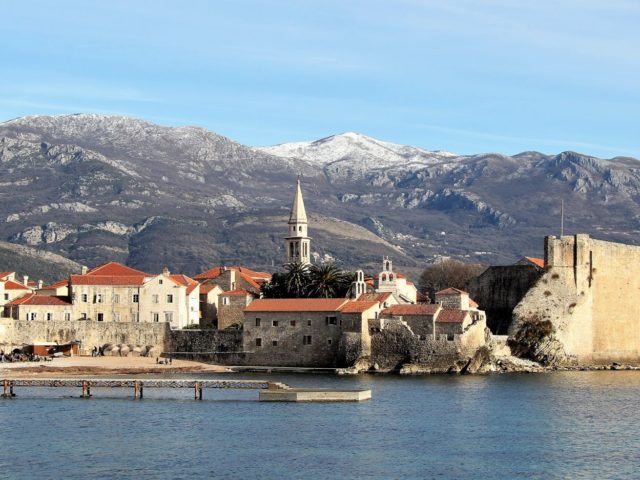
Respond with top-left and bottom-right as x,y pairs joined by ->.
381,273 -> 387,281
389,273 -> 394,281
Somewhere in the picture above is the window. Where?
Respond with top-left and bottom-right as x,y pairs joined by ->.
298,226 -> 302,231
167,294 -> 173,304
255,318 -> 261,326
113,294 -> 120,304
113,313 -> 120,322
272,320 -> 279,327
303,335 -> 312,345
80,313 -> 87,320
3,293 -> 8,300
46,312 -> 52,321
29,312 -> 37,321
326,316 -> 337,325
152,313 -> 159,323
159,279 -> 163,285
290,320 -> 296,327
97,313 -> 104,322
64,313 -> 71,321
93,294 -> 103,304
165,312 -> 173,323
272,340 -> 278,346
307,320 -> 311,326
132,312 -> 139,323
447,333 -> 454,341
255,338 -> 262,347
132,294 -> 139,303
152,294 -> 159,304
327,339 -> 332,346
222,297 -> 230,306
81,294 -> 88,303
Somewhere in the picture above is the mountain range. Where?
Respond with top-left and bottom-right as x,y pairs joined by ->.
0,113 -> 638,280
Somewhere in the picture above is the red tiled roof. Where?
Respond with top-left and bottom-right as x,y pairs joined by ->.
40,279 -> 69,290
435,309 -> 469,323
8,294 -> 71,306
86,262 -> 149,277
4,280 -> 31,290
194,266 -> 271,281
193,266 -> 263,291
71,275 -> 147,286
524,257 -> 545,268
221,289 -> 256,297
339,300 -> 379,313
199,283 -> 221,294
168,274 -> 200,295
381,304 -> 440,316
365,279 -> 374,286
470,299 -> 479,308
435,287 -> 469,296
0,271 -> 14,280
357,292 -> 393,303
244,298 -> 348,312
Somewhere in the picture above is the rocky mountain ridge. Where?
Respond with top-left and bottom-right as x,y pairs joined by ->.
0,114 -> 638,278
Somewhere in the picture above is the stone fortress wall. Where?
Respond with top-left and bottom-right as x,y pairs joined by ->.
0,318 -> 170,354
511,234 -> 640,364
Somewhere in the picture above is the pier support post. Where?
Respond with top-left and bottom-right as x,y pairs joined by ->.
194,382 -> 202,400
81,381 -> 92,399
2,380 -> 14,398
133,381 -> 144,399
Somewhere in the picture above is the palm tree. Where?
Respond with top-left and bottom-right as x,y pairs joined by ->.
307,263 -> 348,298
284,262 -> 310,297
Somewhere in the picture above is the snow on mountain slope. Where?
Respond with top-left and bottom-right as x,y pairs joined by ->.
257,132 -> 458,169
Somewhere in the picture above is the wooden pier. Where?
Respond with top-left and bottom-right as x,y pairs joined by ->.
2,378 -> 289,400
1,378 -> 371,402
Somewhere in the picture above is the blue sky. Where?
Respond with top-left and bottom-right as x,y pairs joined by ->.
1,0 -> 639,157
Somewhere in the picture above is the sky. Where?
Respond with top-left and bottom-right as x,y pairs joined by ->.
1,0 -> 639,158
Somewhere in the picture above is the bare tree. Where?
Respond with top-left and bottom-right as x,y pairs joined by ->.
419,259 -> 486,299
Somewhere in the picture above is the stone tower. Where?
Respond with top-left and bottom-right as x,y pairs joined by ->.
349,270 -> 367,299
376,256 -> 397,293
285,178 -> 311,264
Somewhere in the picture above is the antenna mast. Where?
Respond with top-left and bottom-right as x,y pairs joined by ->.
560,199 -> 564,237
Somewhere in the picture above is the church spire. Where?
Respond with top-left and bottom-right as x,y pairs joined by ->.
285,178 -> 311,265
289,178 -> 308,224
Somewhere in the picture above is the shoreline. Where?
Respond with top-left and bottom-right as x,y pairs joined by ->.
3,355 -> 640,379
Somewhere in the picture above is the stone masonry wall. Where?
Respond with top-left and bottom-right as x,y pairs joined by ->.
511,234 -> 640,364
0,318 -> 170,354
467,265 -> 542,334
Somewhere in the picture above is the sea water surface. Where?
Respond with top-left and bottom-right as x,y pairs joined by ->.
1,371 -> 639,479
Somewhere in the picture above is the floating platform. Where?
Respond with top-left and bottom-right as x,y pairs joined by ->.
259,388 -> 372,402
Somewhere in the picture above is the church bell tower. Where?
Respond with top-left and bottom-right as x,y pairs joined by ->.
285,178 -> 311,265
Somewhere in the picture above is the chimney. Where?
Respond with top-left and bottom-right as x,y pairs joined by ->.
162,266 -> 170,275
81,266 -> 88,275
38,280 -> 43,289
23,275 -> 29,287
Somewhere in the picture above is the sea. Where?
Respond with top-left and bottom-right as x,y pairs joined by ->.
1,371 -> 639,479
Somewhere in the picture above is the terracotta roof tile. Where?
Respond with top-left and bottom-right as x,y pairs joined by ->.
221,289 -> 256,297
381,304 -> 440,316
71,275 -> 147,286
357,292 -> 393,303
244,298 -> 348,312
435,287 -> 469,296
86,262 -> 149,277
0,272 -> 14,280
194,266 -> 271,281
199,284 -> 221,294
436,309 -> 469,323
339,301 -> 379,313
40,279 -> 69,290
4,280 -> 31,290
8,294 -> 71,306
168,274 -> 200,294
524,257 -> 545,268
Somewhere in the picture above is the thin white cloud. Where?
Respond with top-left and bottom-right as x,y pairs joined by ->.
416,123 -> 637,157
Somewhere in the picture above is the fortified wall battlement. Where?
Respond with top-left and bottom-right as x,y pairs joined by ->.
511,234 -> 640,364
